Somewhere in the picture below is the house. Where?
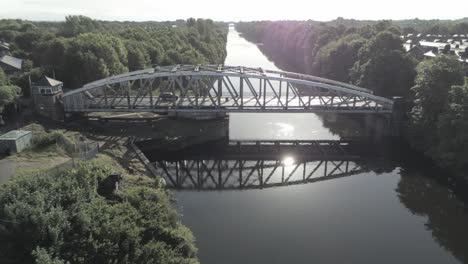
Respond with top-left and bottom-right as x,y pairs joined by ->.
0,41 -> 9,55
31,76 -> 64,120
0,54 -> 22,74
423,50 -> 438,58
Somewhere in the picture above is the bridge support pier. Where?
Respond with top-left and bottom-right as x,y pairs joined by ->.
363,97 -> 407,140
363,114 -> 390,141
389,97 -> 407,138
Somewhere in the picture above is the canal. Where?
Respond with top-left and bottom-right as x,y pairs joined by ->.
166,27 -> 468,264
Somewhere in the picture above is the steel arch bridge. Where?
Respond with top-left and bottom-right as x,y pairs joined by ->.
63,65 -> 394,114
138,139 -> 380,190
147,140 -> 372,190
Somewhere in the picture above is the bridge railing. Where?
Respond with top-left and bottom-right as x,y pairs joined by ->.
63,65 -> 394,114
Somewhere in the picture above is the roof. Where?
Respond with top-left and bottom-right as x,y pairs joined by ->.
424,51 -> 437,57
0,55 -> 22,70
33,76 -> 63,87
0,42 -> 9,50
0,130 -> 31,140
409,45 -> 424,53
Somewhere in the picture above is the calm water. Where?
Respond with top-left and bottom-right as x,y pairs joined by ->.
171,27 -> 468,264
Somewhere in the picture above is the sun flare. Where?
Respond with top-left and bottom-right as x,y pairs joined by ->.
282,156 -> 295,167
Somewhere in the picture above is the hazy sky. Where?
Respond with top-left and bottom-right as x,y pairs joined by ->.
1,0 -> 468,22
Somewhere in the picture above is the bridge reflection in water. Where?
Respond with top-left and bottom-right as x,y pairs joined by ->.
144,140 -> 379,190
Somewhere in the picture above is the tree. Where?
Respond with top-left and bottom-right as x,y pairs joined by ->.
125,41 -> 150,71
442,44 -> 451,54
409,55 -> 465,163
63,33 -> 128,87
314,34 -> 365,82
410,55 -> 464,128
432,78 -> 468,172
0,68 -> 8,86
0,160 -> 199,263
0,85 -> 20,124
61,15 -> 100,37
350,31 -> 416,97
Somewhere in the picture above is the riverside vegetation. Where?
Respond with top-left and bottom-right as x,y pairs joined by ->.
236,20 -> 468,178
0,16 -> 227,91
0,155 -> 199,264
0,16 -> 229,264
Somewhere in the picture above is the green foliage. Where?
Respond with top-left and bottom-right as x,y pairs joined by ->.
61,15 -> 101,37
433,79 -> 468,172
0,68 -> 8,86
314,34 -> 365,82
0,160 -> 198,264
409,56 -> 466,175
237,21 -> 412,96
32,130 -> 63,149
0,85 -> 20,111
410,55 -> 464,128
350,31 -> 416,97
0,17 -> 227,89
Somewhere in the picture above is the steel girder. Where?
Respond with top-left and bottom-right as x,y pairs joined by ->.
155,159 -> 367,190
148,139 -> 370,190
63,65 -> 394,114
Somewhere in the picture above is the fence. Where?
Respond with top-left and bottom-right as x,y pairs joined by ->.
32,138 -> 99,177
56,135 -> 99,161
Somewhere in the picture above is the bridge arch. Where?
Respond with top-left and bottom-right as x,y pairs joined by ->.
63,65 -> 394,114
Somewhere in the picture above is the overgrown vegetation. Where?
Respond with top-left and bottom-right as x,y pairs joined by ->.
237,21 -> 417,97
410,56 -> 468,174
0,16 -> 227,90
236,20 -> 468,178
0,155 -> 198,264
0,68 -> 21,123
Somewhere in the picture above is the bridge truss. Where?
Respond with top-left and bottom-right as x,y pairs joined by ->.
147,140 -> 373,190
63,65 -> 394,114
155,159 -> 367,190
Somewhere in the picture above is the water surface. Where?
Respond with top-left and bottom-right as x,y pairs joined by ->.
170,26 -> 468,264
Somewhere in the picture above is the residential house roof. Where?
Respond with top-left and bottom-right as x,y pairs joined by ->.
0,41 -> 9,50
0,55 -> 22,70
33,76 -> 63,87
424,51 -> 437,57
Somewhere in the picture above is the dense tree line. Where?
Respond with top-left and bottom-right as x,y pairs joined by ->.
0,16 -> 227,90
236,21 -> 468,178
324,17 -> 468,35
0,159 -> 199,264
237,20 -> 416,97
409,56 -> 468,174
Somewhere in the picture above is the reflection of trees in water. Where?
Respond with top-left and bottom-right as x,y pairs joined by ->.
396,171 -> 468,264
317,113 -> 367,139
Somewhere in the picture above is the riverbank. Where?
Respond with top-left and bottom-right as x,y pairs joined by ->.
236,22 -> 468,183
0,118 -> 203,263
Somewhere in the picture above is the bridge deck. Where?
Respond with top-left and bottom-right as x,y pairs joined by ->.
138,139 -> 380,190
63,65 -> 394,114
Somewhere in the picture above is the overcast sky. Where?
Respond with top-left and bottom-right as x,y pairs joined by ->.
1,0 -> 468,22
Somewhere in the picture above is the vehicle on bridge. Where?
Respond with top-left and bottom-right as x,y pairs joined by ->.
158,92 -> 178,102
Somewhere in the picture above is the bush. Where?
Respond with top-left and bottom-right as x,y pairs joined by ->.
0,159 -> 198,264
32,130 -> 63,149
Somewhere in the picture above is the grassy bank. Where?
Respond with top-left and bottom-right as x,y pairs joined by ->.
0,120 -> 201,263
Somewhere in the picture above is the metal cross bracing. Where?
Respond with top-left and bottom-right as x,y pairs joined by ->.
143,139 -> 374,190
63,65 -> 394,114
142,140 -> 370,161
154,158 -> 367,190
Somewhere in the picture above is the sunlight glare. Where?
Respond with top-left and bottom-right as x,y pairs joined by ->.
282,156 -> 295,167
